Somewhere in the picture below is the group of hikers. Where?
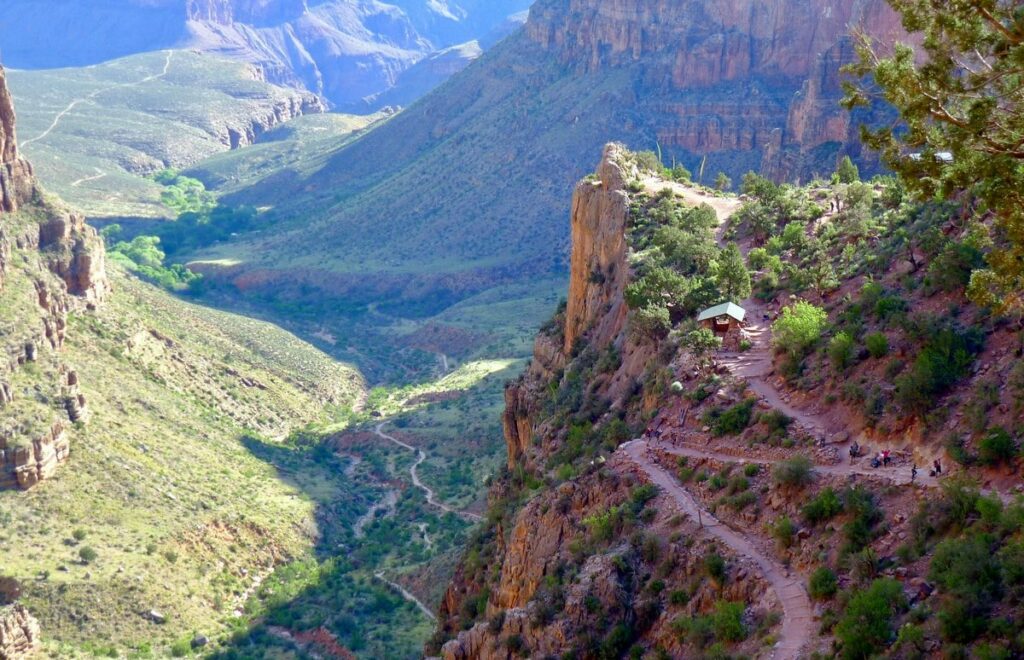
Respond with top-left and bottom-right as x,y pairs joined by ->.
849,441 -> 942,483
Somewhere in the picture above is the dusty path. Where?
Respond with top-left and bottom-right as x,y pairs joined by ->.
622,440 -> 814,659
374,423 -> 482,522
654,439 -> 938,491
71,169 -> 107,187
21,50 -> 175,148
374,571 -> 437,621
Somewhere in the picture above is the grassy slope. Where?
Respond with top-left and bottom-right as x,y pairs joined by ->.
0,228 -> 371,655
7,51 -> 329,221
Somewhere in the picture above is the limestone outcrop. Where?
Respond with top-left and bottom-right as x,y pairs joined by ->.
0,67 -> 35,214
0,604 -> 40,660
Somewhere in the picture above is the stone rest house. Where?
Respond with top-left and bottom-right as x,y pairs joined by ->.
697,302 -> 746,351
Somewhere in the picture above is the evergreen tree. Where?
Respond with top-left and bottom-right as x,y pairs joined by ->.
715,172 -> 733,191
836,155 -> 860,184
843,0 -> 1024,314
715,242 -> 752,301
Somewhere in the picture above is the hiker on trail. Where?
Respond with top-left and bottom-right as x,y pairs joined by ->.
849,442 -> 860,464
933,459 -> 942,475
911,464 -> 918,482
882,450 -> 892,467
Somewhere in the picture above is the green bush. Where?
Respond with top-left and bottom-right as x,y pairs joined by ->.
772,455 -> 814,489
895,324 -> 984,416
772,302 -> 828,358
72,528 -> 87,542
930,535 -> 1003,642
773,516 -> 796,548
978,428 -> 1017,466
808,567 -> 838,600
706,399 -> 757,437
835,578 -> 907,660
711,601 -> 747,642
828,332 -> 856,371
78,547 -> 98,564
743,463 -> 761,477
704,553 -> 727,584
802,487 -> 843,525
865,332 -> 890,358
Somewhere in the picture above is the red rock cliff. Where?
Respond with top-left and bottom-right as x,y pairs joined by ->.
525,0 -> 906,178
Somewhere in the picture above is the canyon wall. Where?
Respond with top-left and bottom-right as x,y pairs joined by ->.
525,0 -> 906,178
433,146 -> 774,658
0,66 -> 108,490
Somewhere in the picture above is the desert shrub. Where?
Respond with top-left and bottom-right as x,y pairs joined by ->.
712,601 -> 747,642
842,487 -> 883,554
978,427 -> 1017,466
631,303 -> 672,340
895,325 -> 984,416
930,535 -> 1003,642
773,516 -> 796,548
705,399 -> 757,437
747,247 -> 770,270
704,553 -> 727,584
834,579 -> 907,660
829,332 -> 856,371
773,455 -> 814,489
78,547 -> 98,564
803,487 -> 843,525
865,332 -> 889,358
72,528 -> 87,542
743,463 -> 761,477
773,301 -> 828,358
759,410 -> 792,435
631,484 -> 659,512
808,567 -> 838,600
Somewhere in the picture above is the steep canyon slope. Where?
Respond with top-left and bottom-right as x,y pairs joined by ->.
431,139 -> 1024,657
1,64 -> 374,656
0,0 -> 533,109
189,0 -> 905,327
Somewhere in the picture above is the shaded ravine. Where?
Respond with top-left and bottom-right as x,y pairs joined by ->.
621,440 -> 814,659
374,422 -> 483,522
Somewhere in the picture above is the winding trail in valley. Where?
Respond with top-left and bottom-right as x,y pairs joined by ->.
21,50 -> 175,148
70,169 -> 107,187
622,439 -> 814,659
374,571 -> 437,621
374,422 -> 482,522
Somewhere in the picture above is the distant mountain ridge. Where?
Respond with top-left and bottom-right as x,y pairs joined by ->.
0,0 -> 533,109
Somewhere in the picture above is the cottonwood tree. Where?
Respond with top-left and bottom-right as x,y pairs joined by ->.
843,0 -> 1024,314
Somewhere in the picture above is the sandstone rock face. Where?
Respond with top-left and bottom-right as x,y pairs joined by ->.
526,0 -> 906,178
0,67 -> 35,214
0,421 -> 71,490
0,604 -> 40,660
563,144 -> 633,355
0,63 -> 107,491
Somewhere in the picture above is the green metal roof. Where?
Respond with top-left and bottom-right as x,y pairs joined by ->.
697,302 -> 746,323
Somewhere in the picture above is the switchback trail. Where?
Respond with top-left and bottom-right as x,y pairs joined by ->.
622,440 -> 814,659
374,423 -> 482,522
21,50 -> 175,148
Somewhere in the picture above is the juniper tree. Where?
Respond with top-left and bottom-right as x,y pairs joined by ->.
843,0 -> 1024,314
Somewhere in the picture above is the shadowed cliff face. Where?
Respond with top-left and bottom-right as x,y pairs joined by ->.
526,0 -> 905,175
